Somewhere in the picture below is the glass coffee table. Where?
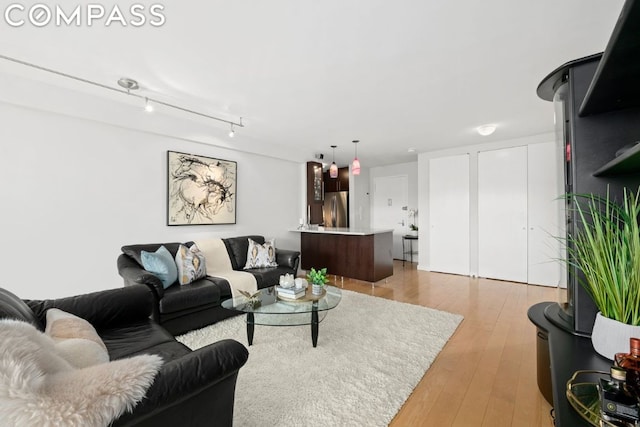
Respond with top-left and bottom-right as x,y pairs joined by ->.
221,286 -> 342,347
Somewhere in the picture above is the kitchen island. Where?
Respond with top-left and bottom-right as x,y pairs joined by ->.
291,228 -> 393,283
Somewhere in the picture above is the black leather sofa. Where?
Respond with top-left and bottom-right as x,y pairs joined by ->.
118,235 -> 300,336
0,284 -> 249,427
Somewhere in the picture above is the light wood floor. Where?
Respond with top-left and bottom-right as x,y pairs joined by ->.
332,260 -> 556,427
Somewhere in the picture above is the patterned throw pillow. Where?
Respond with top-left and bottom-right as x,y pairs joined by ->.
141,245 -> 178,289
175,244 -> 207,285
244,238 -> 278,269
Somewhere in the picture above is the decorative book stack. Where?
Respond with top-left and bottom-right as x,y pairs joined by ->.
276,286 -> 305,299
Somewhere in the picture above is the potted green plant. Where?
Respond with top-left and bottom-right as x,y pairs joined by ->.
408,209 -> 418,236
307,267 -> 329,295
564,189 -> 640,359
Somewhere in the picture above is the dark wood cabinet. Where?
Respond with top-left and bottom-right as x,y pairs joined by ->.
323,167 -> 349,192
323,170 -> 338,193
306,162 -> 324,224
339,167 -> 349,191
300,231 -> 393,282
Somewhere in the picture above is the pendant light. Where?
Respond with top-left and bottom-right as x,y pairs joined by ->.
352,140 -> 361,175
329,145 -> 338,178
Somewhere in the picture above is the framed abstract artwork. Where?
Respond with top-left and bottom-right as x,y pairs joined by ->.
167,151 -> 237,225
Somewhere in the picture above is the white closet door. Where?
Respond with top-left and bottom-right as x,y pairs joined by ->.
528,141 -> 563,286
478,147 -> 528,282
429,154 -> 469,275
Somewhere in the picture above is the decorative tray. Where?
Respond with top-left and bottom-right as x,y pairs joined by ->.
277,287 -> 326,302
566,370 -> 622,427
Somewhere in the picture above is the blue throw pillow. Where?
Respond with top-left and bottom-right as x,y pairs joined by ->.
141,245 -> 178,289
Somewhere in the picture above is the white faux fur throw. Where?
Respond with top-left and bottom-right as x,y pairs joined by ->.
195,238 -> 258,298
0,319 -> 163,427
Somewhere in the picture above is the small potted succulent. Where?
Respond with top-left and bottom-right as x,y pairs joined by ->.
307,267 -> 329,295
409,224 -> 418,236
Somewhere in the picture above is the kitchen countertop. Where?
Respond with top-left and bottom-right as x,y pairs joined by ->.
289,227 -> 393,236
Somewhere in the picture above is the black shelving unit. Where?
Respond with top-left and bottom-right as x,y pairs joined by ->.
579,0 -> 640,116
593,142 -> 640,176
537,54 -> 640,336
532,0 -> 640,421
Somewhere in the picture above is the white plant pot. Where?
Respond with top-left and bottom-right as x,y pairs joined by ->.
591,312 -> 640,360
311,284 -> 323,295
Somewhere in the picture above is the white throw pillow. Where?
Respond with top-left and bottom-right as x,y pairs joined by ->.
175,244 -> 207,285
45,308 -> 109,368
244,238 -> 278,269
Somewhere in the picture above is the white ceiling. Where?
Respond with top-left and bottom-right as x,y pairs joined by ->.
0,0 -> 626,168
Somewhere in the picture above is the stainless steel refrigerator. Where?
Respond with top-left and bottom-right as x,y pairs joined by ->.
323,191 -> 348,227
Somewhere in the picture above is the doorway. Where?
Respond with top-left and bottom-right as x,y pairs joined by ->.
372,175 -> 408,260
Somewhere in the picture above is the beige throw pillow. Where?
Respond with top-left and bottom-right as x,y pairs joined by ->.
175,244 -> 207,285
244,238 -> 278,269
45,308 -> 109,368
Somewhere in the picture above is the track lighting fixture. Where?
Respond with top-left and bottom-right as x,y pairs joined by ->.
352,140 -> 361,175
330,145 -> 338,179
0,55 -> 246,134
116,76 -> 243,133
144,97 -> 154,113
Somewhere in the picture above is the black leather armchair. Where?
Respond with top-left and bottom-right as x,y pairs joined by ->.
118,236 -> 300,336
0,285 -> 249,427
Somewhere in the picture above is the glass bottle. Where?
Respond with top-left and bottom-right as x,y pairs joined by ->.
615,338 -> 640,400
599,366 -> 640,426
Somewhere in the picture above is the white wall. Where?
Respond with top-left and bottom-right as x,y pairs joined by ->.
0,102 -> 302,299
349,166 -> 370,229
369,161 -> 418,261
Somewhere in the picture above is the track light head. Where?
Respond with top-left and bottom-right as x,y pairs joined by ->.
229,124 -> 235,138
144,97 -> 154,113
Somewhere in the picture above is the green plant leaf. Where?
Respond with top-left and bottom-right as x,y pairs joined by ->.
562,188 -> 640,325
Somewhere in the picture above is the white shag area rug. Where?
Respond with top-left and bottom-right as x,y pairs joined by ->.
177,289 -> 463,426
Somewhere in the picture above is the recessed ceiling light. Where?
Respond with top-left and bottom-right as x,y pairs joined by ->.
477,124 -> 497,136
408,148 -> 416,153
